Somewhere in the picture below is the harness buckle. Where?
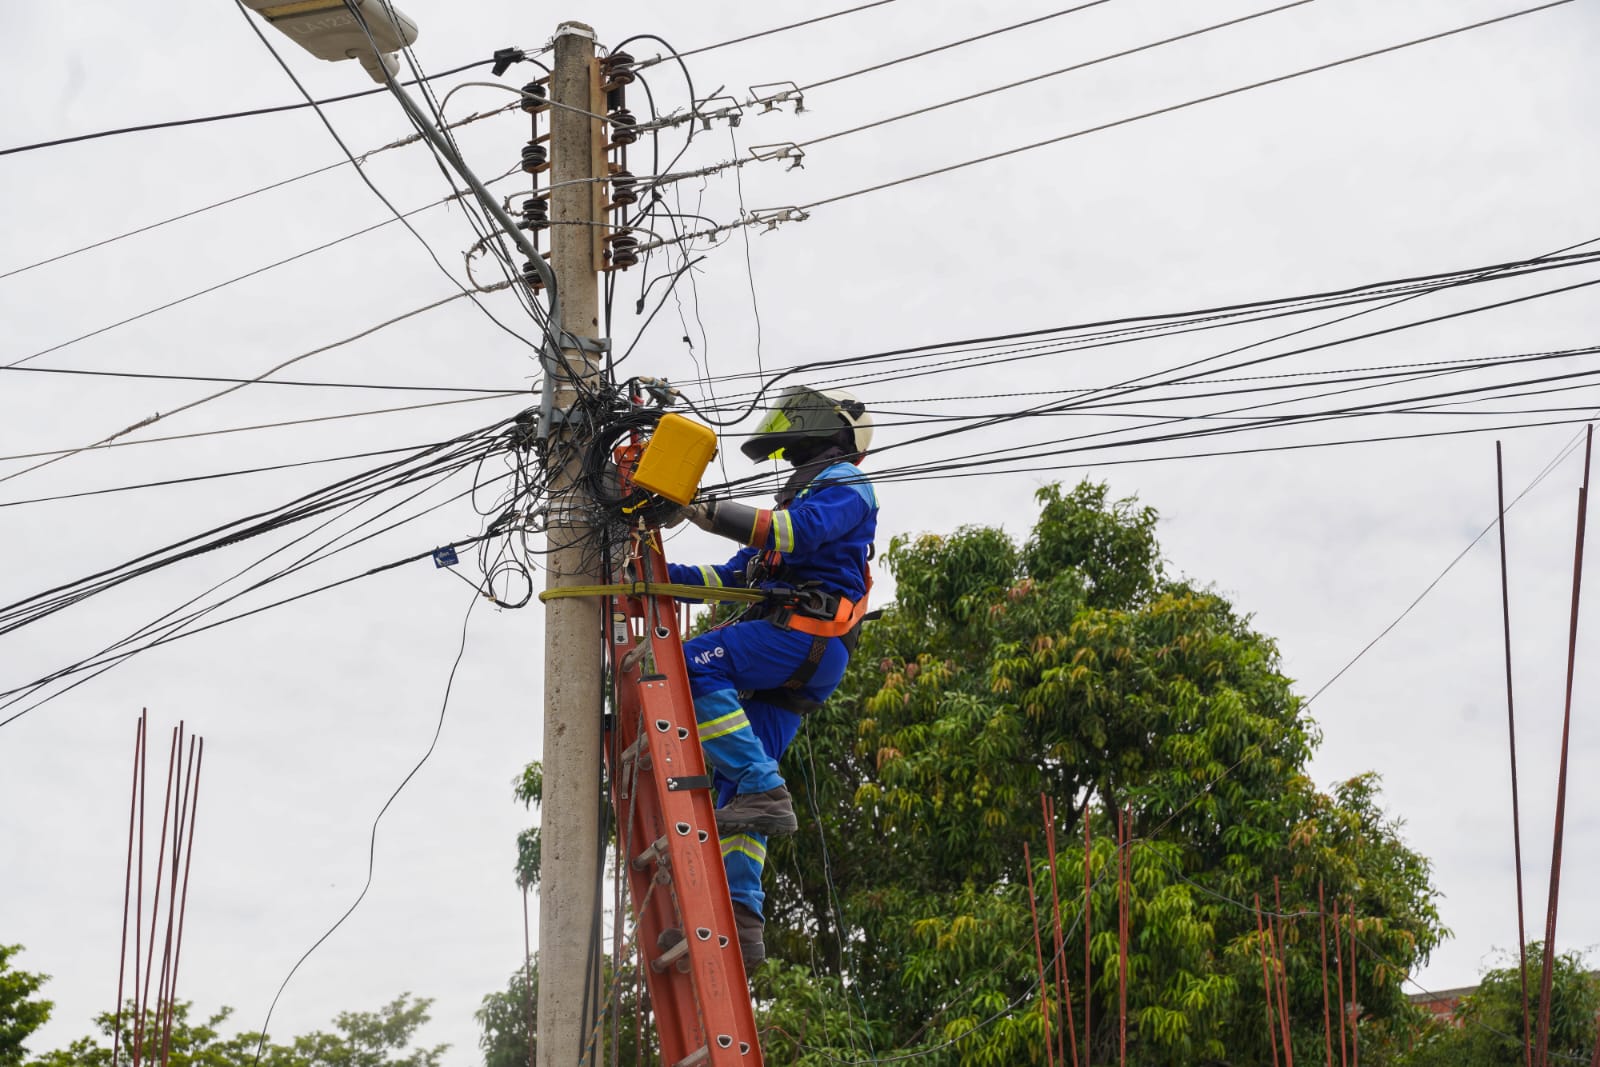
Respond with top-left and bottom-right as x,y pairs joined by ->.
794,587 -> 836,619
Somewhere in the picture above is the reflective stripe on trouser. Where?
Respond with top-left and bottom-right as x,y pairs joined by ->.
721,830 -> 768,916
693,688 -> 783,796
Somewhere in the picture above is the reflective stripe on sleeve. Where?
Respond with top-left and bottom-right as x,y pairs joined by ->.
773,510 -> 795,554
697,565 -> 723,588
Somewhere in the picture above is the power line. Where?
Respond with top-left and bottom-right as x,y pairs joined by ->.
671,249 -> 1600,417
843,356 -> 1600,487
850,415 -> 1600,486
796,0 -> 1575,213
0,363 -> 523,394
1304,422 -> 1595,706
4,182 -> 504,370
0,289 -> 505,486
0,392 -> 517,466
0,499 -> 501,728
0,445 -> 533,722
789,266 -> 1600,481
0,56 -> 517,158
0,413 -> 516,640
0,443 -> 435,509
798,1 -> 1310,149
801,0 -> 1114,91
0,105 -> 519,283
852,348 -> 1600,427
639,0 -> 901,65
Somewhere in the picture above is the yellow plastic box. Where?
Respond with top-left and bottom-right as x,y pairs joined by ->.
633,413 -> 718,505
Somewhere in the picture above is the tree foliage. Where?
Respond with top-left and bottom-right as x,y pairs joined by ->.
512,761 -> 543,890
0,945 -> 52,1067
27,994 -> 444,1067
1399,944 -> 1598,1067
476,962 -> 536,1067
753,481 -> 1446,1065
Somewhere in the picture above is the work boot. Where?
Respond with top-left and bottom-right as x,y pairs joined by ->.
733,903 -> 766,972
715,785 -> 798,836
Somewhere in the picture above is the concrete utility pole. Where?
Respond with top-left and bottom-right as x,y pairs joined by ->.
537,21 -> 606,1067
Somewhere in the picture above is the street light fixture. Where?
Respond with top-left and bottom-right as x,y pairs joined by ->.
241,0 -> 417,82
239,0 -> 558,304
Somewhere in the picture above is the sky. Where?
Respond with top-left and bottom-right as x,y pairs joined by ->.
2,0 -> 1598,1061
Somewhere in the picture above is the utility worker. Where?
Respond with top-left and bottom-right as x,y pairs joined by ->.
667,385 -> 877,971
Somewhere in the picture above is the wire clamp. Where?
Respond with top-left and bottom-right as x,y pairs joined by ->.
748,206 -> 809,233
750,142 -> 805,171
749,81 -> 804,114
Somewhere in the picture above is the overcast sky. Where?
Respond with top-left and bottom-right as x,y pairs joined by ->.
3,0 -> 1598,1061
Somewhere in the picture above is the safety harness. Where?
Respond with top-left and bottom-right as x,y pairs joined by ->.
739,465 -> 874,713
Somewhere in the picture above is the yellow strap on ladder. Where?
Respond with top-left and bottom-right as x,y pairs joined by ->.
537,581 -> 768,604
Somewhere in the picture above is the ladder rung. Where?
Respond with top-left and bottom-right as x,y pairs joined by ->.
631,835 -> 668,870
651,935 -> 689,973
672,1049 -> 709,1067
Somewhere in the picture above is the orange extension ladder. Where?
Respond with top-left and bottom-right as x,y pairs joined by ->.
604,526 -> 764,1066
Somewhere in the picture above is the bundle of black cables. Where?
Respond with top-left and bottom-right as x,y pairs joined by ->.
580,406 -> 686,528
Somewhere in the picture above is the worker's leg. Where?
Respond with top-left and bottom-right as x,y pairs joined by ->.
716,694 -> 803,970
713,694 -> 803,915
720,828 -> 767,905
682,621 -> 830,796
719,828 -> 768,971
683,624 -> 850,967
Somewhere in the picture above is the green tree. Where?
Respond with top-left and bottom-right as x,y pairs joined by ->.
476,955 -> 652,1067
27,1003 -> 300,1067
511,762 -> 543,890
1400,944 -> 1598,1067
754,481 -> 1446,1065
27,995 -> 443,1067
1,945 -> 53,1067
476,963 -> 535,1067
291,996 -> 444,1067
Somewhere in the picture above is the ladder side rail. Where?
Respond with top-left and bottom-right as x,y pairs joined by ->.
607,602 -> 706,1065
633,542 -> 763,1063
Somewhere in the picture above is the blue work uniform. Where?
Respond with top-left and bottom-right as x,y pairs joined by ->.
667,461 -> 877,917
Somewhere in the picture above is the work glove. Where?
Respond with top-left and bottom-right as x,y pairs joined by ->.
661,500 -> 713,530
684,500 -> 717,532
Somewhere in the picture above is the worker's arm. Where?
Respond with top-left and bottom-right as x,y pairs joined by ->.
666,546 -> 757,600
692,479 -> 873,554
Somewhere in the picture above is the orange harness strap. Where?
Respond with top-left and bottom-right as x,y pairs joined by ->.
782,569 -> 873,638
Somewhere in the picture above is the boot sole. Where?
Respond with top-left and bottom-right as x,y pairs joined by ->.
716,811 -> 799,836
